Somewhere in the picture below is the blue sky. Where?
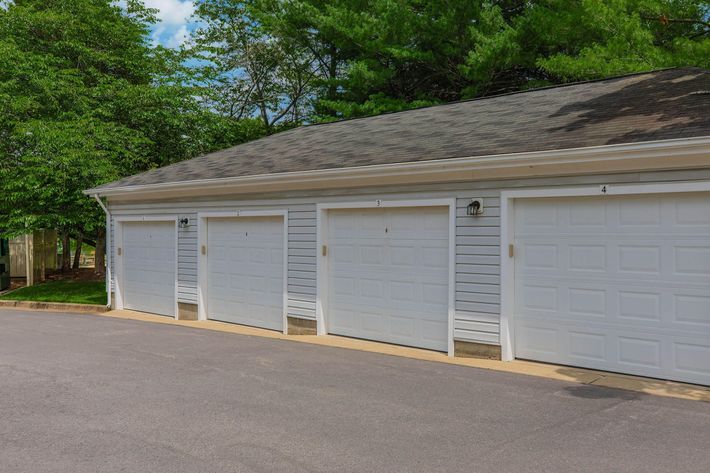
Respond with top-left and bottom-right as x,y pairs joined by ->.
140,0 -> 198,49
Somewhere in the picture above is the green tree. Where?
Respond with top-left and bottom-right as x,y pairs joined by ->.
194,0 -> 708,120
462,0 -> 710,95
254,0 -> 486,119
0,0 -> 260,275
189,0 -> 319,134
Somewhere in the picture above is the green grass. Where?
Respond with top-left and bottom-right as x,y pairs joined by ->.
0,280 -> 106,305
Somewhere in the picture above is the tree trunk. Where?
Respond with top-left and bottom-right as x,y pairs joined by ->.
61,231 -> 71,272
95,228 -> 106,277
73,232 -> 83,269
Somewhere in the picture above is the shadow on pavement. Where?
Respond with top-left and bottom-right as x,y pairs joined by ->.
563,384 -> 643,401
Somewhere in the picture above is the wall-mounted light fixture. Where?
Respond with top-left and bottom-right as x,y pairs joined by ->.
178,218 -> 189,228
466,198 -> 484,216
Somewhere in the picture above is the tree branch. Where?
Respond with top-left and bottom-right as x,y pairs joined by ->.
640,14 -> 710,29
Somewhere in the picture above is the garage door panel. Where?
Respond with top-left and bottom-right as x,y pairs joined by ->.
422,319 -> 448,340
567,331 -> 608,362
515,194 -> 710,385
675,293 -> 710,325
675,197 -> 710,225
674,342 -> 710,378
618,198 -> 662,226
516,323 -> 560,357
207,217 -> 284,331
328,207 -> 450,351
390,316 -> 416,337
122,221 -> 176,317
618,290 -> 661,321
617,336 -> 662,369
674,245 -> 710,276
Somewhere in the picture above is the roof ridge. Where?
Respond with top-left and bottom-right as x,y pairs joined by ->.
302,67 -> 704,129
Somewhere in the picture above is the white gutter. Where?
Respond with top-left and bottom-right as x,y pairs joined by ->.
85,136 -> 710,200
92,194 -> 111,308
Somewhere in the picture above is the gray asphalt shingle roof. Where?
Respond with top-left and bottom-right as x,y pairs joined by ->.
94,68 -> 709,191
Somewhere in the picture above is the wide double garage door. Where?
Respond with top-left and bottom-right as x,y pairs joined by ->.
204,216 -> 285,331
513,193 -> 710,385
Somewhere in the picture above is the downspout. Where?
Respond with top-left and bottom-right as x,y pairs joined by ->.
92,194 -> 111,308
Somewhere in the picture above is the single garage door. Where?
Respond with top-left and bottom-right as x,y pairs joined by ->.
514,193 -> 710,385
206,217 -> 284,331
122,221 -> 176,317
327,207 -> 450,351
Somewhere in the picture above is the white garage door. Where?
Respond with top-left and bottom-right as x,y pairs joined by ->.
122,221 -> 176,317
514,193 -> 710,385
327,207 -> 450,351
206,217 -> 284,331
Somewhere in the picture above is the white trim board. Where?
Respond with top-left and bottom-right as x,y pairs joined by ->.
197,210 -> 289,334
499,180 -> 710,362
316,198 -> 457,356
88,137 -> 710,200
113,215 -> 179,318
113,215 -> 178,222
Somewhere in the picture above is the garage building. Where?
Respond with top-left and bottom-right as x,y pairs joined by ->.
87,68 -> 710,386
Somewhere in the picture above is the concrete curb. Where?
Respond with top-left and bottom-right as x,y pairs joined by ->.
0,300 -> 108,314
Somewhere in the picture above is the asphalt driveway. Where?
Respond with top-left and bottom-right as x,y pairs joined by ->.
1,309 -> 708,473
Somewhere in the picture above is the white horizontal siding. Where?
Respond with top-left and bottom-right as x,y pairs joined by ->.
454,196 -> 501,344
287,208 -> 316,320
177,214 -> 197,303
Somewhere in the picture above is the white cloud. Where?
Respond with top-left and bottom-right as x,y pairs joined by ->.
164,24 -> 190,48
143,0 -> 194,26
150,25 -> 166,47
134,0 -> 195,48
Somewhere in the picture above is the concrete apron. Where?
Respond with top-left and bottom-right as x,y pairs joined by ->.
4,305 -> 709,403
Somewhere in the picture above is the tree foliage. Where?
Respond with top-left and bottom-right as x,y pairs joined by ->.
190,0 -> 708,120
189,0 -> 320,134
0,0 -> 261,272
